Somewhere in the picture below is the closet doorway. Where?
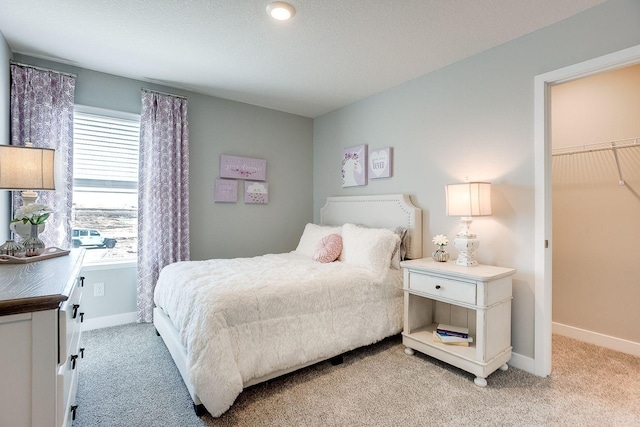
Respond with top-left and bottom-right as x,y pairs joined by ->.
533,44 -> 640,377
550,64 -> 640,355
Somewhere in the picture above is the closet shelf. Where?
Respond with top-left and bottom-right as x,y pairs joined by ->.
552,137 -> 639,186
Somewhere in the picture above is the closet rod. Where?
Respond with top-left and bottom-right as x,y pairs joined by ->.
10,61 -> 78,78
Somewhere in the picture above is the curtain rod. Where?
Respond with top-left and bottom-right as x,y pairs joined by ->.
10,61 -> 77,78
141,88 -> 187,100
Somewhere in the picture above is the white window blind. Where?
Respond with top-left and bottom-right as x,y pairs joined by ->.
73,109 -> 140,190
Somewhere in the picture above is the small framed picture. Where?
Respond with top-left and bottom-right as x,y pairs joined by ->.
369,147 -> 393,179
341,144 -> 367,187
244,181 -> 269,204
220,155 -> 267,181
214,179 -> 238,203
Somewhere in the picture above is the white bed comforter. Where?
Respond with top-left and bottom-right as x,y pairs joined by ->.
153,252 -> 402,417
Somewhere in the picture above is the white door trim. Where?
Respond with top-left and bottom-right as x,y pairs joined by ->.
533,44 -> 640,377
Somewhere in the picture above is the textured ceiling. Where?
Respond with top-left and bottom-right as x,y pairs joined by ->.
0,0 -> 606,118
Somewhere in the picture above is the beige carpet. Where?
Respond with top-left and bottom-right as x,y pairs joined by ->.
74,324 -> 640,426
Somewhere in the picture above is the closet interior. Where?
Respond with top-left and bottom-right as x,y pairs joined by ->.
550,63 -> 640,356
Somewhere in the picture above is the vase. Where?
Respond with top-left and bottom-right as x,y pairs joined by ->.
0,239 -> 26,257
432,245 -> 449,262
23,223 -> 46,257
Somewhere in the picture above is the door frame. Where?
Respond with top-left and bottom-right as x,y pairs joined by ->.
533,44 -> 640,376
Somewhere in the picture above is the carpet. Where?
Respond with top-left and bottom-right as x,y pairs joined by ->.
72,323 -> 640,426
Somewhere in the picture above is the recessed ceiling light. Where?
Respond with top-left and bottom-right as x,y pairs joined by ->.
266,1 -> 296,21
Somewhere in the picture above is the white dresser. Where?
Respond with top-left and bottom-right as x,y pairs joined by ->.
0,249 -> 85,427
401,258 -> 516,386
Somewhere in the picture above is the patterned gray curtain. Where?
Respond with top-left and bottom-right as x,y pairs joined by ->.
10,64 -> 76,248
137,89 -> 190,323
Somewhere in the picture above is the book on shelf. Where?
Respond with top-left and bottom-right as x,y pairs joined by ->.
436,323 -> 469,338
433,331 -> 473,346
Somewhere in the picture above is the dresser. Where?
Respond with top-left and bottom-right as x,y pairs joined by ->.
0,249 -> 85,427
401,258 -> 516,386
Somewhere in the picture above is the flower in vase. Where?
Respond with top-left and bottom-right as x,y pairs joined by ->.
11,204 -> 53,225
432,234 -> 449,247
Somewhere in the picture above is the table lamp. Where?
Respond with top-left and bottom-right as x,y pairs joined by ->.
445,181 -> 491,267
0,144 -> 56,238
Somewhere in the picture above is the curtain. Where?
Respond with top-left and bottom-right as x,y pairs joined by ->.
10,64 -> 76,248
137,89 -> 190,323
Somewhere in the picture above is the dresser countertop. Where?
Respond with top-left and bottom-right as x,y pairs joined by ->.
0,249 -> 84,316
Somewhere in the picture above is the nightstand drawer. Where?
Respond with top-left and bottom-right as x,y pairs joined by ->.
407,273 -> 476,305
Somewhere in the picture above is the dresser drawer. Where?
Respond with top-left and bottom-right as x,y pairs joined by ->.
59,276 -> 83,365
407,272 -> 476,305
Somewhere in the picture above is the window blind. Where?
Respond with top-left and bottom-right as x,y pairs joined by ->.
73,111 -> 140,190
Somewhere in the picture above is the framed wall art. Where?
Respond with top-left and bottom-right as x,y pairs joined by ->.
244,181 -> 269,204
341,144 -> 367,187
214,179 -> 238,202
369,147 -> 393,179
220,155 -> 267,181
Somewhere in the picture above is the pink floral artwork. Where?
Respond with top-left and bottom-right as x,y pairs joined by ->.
220,155 -> 266,180
341,144 -> 367,187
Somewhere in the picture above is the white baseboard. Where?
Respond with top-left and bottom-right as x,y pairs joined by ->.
508,351 -> 535,374
553,322 -> 640,357
83,312 -> 137,331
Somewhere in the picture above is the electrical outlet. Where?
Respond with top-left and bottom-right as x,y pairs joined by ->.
94,282 -> 105,297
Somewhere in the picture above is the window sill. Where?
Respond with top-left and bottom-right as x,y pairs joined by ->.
81,259 -> 137,271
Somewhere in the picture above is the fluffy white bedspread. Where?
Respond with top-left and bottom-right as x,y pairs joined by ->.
153,252 -> 402,417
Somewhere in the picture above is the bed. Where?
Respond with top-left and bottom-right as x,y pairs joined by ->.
153,194 -> 422,417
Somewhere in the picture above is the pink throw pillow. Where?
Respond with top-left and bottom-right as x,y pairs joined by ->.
313,234 -> 343,263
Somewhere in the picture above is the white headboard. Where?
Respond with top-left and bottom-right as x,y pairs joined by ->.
320,194 -> 423,259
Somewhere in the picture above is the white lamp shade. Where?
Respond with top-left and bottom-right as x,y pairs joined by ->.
0,145 -> 56,190
446,182 -> 491,217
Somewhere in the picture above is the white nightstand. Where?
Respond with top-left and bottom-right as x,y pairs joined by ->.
401,258 -> 516,386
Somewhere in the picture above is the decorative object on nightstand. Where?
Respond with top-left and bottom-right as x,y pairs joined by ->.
431,234 -> 450,262
10,203 -> 53,256
445,181 -> 491,267
0,143 -> 56,239
0,239 -> 26,257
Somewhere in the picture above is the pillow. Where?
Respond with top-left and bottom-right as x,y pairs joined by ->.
295,223 -> 342,257
313,234 -> 343,263
390,226 -> 408,269
341,223 -> 401,276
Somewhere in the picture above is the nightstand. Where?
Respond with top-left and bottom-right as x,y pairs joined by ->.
401,258 -> 516,386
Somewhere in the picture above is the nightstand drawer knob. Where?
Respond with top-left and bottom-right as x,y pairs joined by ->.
435,285 -> 441,289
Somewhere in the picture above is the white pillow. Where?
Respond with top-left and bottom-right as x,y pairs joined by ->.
295,223 -> 342,257
341,223 -> 401,276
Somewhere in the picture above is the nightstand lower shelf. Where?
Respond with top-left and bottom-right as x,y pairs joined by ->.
402,331 -> 511,386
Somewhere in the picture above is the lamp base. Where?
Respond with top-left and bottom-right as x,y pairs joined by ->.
453,234 -> 480,267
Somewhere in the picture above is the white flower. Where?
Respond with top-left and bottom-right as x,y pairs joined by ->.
12,203 -> 53,225
432,234 -> 448,247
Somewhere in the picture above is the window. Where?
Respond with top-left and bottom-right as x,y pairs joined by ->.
72,106 -> 140,264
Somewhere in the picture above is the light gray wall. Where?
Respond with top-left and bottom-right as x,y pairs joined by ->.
551,65 -> 640,343
12,54 -> 314,260
80,264 -> 137,321
313,0 -> 640,360
0,31 -> 11,242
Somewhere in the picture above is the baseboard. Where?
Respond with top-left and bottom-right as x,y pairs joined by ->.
508,351 -> 534,374
83,312 -> 137,331
553,322 -> 640,357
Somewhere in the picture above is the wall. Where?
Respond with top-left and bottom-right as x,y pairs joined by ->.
0,31 -> 11,242
9,54 -> 313,324
551,64 -> 640,344
313,0 -> 640,362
